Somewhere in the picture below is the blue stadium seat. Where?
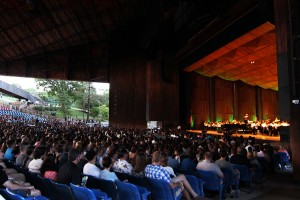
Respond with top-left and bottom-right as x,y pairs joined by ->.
115,181 -> 141,200
84,175 -> 120,200
232,164 -> 254,193
275,152 -> 289,170
50,181 -> 75,200
70,183 -> 110,200
185,174 -> 205,198
197,170 -> 224,200
147,177 -> 183,200
180,159 -> 196,172
5,188 -> 48,200
221,168 -> 239,198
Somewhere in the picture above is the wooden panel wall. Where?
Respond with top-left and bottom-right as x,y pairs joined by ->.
187,73 -> 279,124
215,77 -> 234,121
261,88 -> 279,120
146,60 -> 179,128
236,81 -> 256,121
109,51 -> 147,128
189,73 -> 210,126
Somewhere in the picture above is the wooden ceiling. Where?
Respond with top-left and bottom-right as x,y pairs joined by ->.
184,22 -> 278,90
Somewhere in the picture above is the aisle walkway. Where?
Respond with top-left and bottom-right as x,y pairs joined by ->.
232,169 -> 299,200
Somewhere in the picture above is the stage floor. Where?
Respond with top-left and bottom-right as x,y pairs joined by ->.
187,130 -> 280,142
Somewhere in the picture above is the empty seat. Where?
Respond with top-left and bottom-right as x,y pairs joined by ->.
85,175 -> 120,200
147,177 -> 183,200
70,183 -> 110,200
197,170 -> 223,200
231,164 -> 254,193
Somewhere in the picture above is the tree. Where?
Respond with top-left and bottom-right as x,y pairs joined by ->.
99,105 -> 109,121
90,107 -> 100,119
35,79 -> 84,117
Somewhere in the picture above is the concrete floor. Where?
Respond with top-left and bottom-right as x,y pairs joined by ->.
206,166 -> 300,200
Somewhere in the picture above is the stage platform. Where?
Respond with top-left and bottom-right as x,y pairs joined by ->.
187,130 -> 280,142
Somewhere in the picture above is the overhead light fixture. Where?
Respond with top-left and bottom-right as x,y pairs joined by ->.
250,61 -> 255,64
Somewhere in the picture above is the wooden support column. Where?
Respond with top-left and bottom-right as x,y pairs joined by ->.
209,77 -> 216,122
274,0 -> 300,181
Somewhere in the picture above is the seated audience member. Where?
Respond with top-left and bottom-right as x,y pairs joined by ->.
278,145 -> 290,160
215,150 -> 234,171
57,148 -> 82,185
196,151 -> 224,178
180,151 -> 197,171
24,146 -> 35,169
0,167 -> 41,197
131,152 -> 147,177
28,146 -> 46,174
145,151 -> 201,200
113,148 -> 133,174
99,156 -> 119,182
40,154 -> 58,181
230,147 -> 252,168
83,150 -> 102,179
159,153 -> 176,177
3,140 -> 15,161
167,150 -> 180,170
15,144 -> 29,167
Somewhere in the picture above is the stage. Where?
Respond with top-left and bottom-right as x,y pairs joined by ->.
187,130 -> 280,142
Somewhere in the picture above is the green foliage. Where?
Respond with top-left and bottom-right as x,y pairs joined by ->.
99,105 -> 109,121
33,106 -> 57,112
90,107 -> 100,118
35,79 -> 85,117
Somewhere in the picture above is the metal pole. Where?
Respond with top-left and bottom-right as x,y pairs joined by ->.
87,82 -> 91,122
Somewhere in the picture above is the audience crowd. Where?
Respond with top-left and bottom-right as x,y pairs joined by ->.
0,117 -> 291,199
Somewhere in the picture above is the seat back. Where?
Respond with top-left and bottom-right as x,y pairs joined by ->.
276,152 -> 289,170
126,175 -> 151,191
221,168 -> 239,197
180,159 -> 196,171
231,164 -> 251,182
85,175 -> 119,200
185,175 -> 204,198
114,172 -> 128,181
50,181 -> 75,200
232,164 -> 253,193
147,178 -> 182,200
197,170 -> 223,200
115,181 -> 140,200
70,183 -> 96,200
0,188 -> 8,199
197,170 -> 222,191
5,188 -> 26,200
38,177 -> 55,199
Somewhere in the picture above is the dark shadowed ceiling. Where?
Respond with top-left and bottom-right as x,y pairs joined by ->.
0,0 -> 277,89
184,22 -> 278,90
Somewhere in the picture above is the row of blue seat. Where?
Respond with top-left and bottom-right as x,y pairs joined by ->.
111,171 -> 205,200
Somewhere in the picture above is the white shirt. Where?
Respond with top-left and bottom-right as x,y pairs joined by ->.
112,159 -> 133,174
163,166 -> 176,177
83,163 -> 102,179
28,158 -> 43,174
196,160 -> 223,178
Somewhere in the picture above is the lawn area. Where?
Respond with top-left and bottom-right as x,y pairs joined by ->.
55,108 -> 86,119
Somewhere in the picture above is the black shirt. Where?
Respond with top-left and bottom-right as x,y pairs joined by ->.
57,161 -> 81,185
0,169 -> 9,187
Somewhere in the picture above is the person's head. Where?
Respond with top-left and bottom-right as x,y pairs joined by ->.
237,146 -> 243,155
85,150 -> 97,163
204,151 -> 212,161
134,152 -> 147,173
159,152 -> 168,167
152,151 -> 161,164
33,146 -> 46,159
19,144 -> 29,153
117,148 -> 129,160
40,153 -> 57,176
219,149 -> 227,158
102,156 -> 112,169
26,145 -> 35,156
68,148 -> 82,164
